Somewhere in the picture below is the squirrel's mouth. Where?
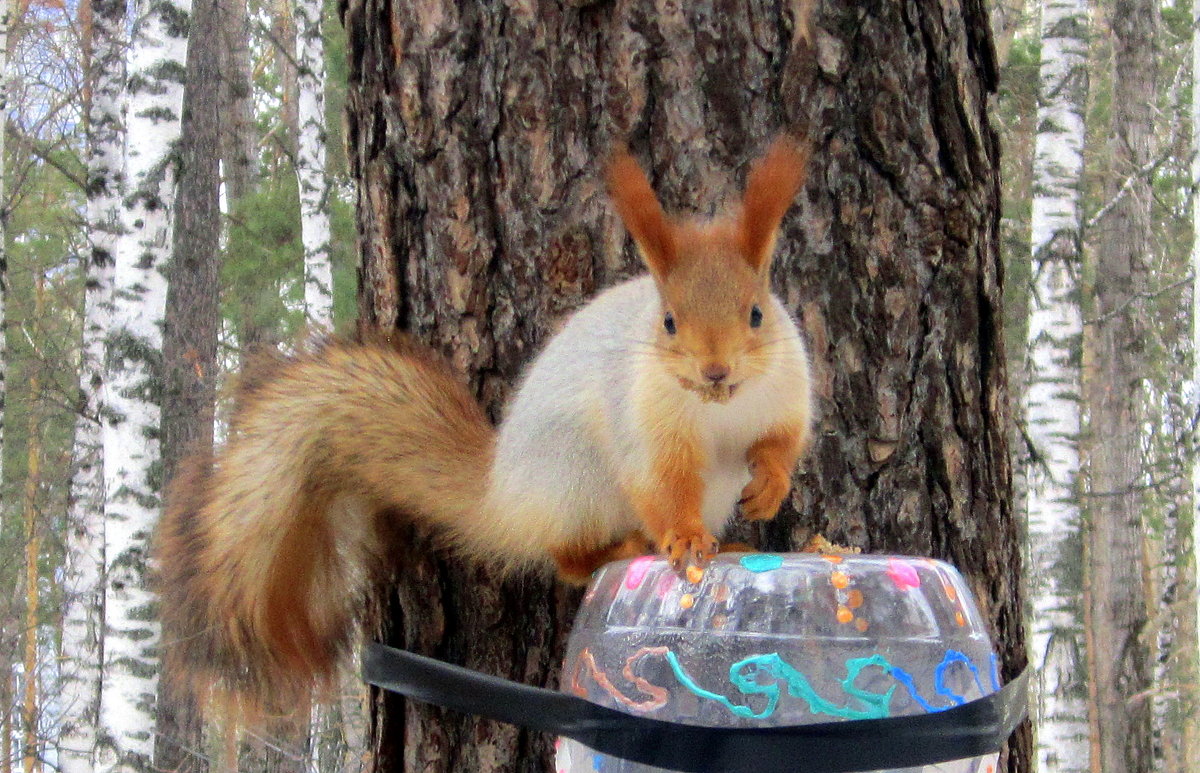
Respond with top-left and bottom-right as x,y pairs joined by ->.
679,378 -> 740,404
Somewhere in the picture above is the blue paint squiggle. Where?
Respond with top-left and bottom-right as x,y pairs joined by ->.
662,649 -> 995,720
888,650 -> 990,712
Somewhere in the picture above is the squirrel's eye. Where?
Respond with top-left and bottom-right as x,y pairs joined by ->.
749,305 -> 763,328
664,312 -> 677,335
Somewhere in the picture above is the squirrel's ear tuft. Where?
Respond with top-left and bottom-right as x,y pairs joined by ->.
739,135 -> 810,272
607,147 -> 678,279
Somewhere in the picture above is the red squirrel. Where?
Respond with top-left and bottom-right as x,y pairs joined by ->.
155,137 -> 813,718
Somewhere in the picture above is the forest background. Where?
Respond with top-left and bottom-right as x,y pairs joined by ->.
0,0 -> 1197,771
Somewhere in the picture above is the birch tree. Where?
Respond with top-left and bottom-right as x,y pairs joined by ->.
1085,0 -> 1158,769
98,0 -> 188,767
1025,0 -> 1090,769
59,0 -> 125,767
295,0 -> 333,330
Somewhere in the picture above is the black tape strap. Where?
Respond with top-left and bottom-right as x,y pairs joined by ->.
363,642 -> 1028,773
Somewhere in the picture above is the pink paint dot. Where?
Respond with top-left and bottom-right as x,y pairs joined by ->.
886,559 -> 921,591
624,556 -> 655,590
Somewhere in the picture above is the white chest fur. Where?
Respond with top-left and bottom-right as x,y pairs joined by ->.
692,364 -> 803,534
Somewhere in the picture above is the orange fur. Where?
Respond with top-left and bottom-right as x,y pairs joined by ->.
629,432 -> 718,571
741,423 -> 809,521
155,332 -> 495,720
157,138 -> 814,727
551,531 -> 652,584
739,136 -> 811,270
606,148 -> 678,278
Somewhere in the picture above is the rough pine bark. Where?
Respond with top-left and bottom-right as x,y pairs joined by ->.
60,0 -> 125,767
1025,0 -> 1090,769
219,0 -> 257,205
99,0 -> 189,768
0,0 -> 10,508
1193,0 -> 1200,761
1085,0 -> 1157,770
155,0 -> 222,768
341,0 -> 1028,770
21,279 -> 45,773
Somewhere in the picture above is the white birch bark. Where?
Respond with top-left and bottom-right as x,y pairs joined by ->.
59,0 -> 126,768
97,0 -> 188,769
294,0 -> 333,331
1026,0 -> 1090,770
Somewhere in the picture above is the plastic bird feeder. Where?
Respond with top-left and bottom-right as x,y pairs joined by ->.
363,552 -> 1026,773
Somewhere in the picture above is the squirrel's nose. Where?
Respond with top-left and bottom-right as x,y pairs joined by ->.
702,363 -> 730,384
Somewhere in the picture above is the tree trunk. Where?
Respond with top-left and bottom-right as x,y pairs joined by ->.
0,0 -> 11,515
274,0 -> 299,158
156,0 -> 223,769
60,0 -> 123,767
1192,0 -> 1200,765
219,0 -> 256,205
1085,0 -> 1158,770
295,0 -> 333,330
341,0 -> 1028,771
99,0 -> 189,768
21,276 -> 45,773
1025,0 -> 1090,769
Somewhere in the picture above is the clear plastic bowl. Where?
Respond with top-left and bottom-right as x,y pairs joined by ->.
555,553 -> 1001,773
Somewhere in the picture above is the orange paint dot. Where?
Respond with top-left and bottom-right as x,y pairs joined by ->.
836,606 -> 854,624
855,618 -> 870,633
680,593 -> 696,609
821,554 -> 844,564
831,571 -> 850,589
944,585 -> 958,601
955,611 -> 966,627
686,565 -> 705,584
847,589 -> 865,609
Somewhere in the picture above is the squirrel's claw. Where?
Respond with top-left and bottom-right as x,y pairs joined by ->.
739,463 -> 790,522
662,528 -> 719,572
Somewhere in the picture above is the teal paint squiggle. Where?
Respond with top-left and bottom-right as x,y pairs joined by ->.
663,651 -> 778,719
739,554 -> 784,573
663,651 -> 894,720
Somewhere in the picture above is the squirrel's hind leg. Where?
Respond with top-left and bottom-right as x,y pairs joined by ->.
550,531 -> 653,585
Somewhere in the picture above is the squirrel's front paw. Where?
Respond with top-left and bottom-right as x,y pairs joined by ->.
661,528 -> 718,572
739,464 -> 791,521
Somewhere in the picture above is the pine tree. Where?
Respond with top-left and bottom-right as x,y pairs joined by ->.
155,0 -> 222,767
345,0 -> 1030,770
1085,0 -> 1158,769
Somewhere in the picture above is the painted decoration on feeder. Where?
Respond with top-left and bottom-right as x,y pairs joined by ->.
556,553 -> 1001,773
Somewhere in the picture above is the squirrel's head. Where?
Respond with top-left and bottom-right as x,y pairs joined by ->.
607,137 -> 810,404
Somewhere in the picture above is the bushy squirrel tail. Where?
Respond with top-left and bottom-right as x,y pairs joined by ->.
155,332 -> 496,719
